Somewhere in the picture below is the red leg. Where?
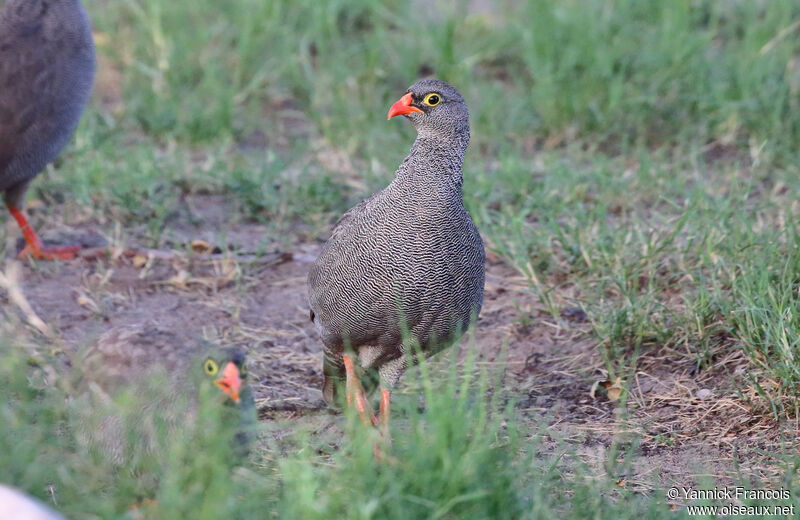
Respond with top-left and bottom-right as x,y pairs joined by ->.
7,206 -> 80,260
342,355 -> 377,427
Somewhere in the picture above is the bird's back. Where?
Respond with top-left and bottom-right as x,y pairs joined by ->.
0,0 -> 95,197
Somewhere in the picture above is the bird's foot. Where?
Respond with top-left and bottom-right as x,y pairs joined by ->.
18,243 -> 82,260
373,430 -> 393,460
126,498 -> 157,519
373,387 -> 392,459
8,205 -> 87,260
342,356 -> 396,461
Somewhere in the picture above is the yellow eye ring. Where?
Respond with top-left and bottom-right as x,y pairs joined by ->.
204,359 -> 218,375
423,93 -> 441,106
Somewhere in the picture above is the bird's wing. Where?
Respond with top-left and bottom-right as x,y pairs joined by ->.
0,32 -> 20,175
308,191 -> 381,320
0,126 -> 13,176
307,189 -> 393,349
328,191 -> 380,240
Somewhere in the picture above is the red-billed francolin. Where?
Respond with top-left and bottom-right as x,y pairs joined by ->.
308,79 -> 485,432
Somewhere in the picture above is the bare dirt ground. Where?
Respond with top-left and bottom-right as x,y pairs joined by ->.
2,194 -> 796,491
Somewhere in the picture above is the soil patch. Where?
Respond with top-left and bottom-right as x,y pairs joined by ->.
2,196 -> 794,489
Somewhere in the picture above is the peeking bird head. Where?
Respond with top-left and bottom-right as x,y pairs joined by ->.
72,327 -> 256,463
77,328 -> 253,408
196,344 -> 256,456
199,346 -> 249,405
387,79 -> 469,141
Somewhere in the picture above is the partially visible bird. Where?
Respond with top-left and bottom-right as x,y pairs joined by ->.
0,0 -> 96,259
0,484 -> 65,520
71,327 -> 256,464
308,79 -> 485,432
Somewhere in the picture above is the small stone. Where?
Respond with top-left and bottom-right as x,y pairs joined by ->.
190,239 -> 214,253
560,307 -> 588,322
696,388 -> 713,400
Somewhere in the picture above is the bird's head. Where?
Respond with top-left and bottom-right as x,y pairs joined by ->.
200,346 -> 249,405
387,79 -> 469,141
199,346 -> 256,457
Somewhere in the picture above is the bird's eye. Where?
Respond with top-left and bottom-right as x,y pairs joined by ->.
204,359 -> 218,375
423,93 -> 441,106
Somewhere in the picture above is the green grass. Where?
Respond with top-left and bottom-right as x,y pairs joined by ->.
0,339 -> 702,519
4,0 -> 800,516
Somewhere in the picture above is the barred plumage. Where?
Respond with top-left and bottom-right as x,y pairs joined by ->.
308,80 -> 485,414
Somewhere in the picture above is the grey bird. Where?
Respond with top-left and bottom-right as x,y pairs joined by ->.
308,79 -> 485,431
0,484 -> 65,520
71,327 -> 256,464
0,0 -> 95,259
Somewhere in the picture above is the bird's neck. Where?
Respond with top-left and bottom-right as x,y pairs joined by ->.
396,134 -> 469,188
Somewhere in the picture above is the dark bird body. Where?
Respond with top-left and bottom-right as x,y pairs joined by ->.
308,79 -> 484,427
0,0 -> 95,258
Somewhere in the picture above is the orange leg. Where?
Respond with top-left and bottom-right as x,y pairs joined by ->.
342,356 -> 393,460
373,387 -> 392,458
342,355 -> 376,427
379,388 -> 391,435
128,498 -> 158,519
7,206 -> 80,260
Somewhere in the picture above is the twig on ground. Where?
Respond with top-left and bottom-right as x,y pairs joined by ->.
0,261 -> 54,338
